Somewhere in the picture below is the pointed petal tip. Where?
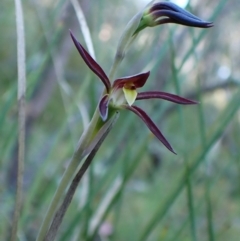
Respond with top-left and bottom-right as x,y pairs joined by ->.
69,30 -> 76,40
162,140 -> 177,155
145,70 -> 151,77
182,98 -> 199,105
171,148 -> 177,155
202,22 -> 214,28
191,100 -> 200,105
69,30 -> 76,41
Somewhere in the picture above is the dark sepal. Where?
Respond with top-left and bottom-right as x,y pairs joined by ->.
153,10 -> 213,28
150,2 -> 213,28
70,30 -> 111,92
125,105 -> 176,154
136,91 -> 199,104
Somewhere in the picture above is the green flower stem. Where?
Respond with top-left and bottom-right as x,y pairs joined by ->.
44,112 -> 119,241
36,107 -> 113,241
108,1 -> 152,80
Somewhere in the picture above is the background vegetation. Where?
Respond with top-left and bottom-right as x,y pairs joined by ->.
1,0 -> 240,240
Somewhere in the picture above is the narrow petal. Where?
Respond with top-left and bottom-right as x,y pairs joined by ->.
125,105 -> 176,154
150,2 -> 213,28
70,31 -> 111,92
151,2 -> 204,21
99,94 -> 110,121
136,91 -> 199,105
123,87 -> 137,106
113,71 -> 150,89
152,10 -> 213,28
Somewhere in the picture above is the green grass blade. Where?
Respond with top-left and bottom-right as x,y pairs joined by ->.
10,0 -> 26,240
169,29 -> 197,241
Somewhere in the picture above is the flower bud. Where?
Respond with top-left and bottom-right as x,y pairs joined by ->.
134,1 -> 213,34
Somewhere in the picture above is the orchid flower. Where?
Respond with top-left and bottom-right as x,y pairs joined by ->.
37,5 -> 214,240
70,31 -> 199,154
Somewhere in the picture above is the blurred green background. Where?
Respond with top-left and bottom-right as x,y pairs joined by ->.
1,0 -> 240,240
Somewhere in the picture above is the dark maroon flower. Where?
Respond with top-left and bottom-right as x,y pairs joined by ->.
70,31 -> 198,154
135,1 -> 213,34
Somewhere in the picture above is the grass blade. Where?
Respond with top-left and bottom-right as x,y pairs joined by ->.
169,29 -> 197,241
71,0 -> 95,59
10,0 -> 26,240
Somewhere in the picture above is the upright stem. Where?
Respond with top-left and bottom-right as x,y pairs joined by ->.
108,56 -> 122,81
36,109 -> 100,241
11,0 -> 26,240
44,113 -> 119,241
170,31 -> 197,241
71,0 -> 95,59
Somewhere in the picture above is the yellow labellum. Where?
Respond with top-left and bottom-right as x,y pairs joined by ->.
123,87 -> 137,106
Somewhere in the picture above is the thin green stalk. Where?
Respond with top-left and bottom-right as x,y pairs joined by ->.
71,0 -> 95,59
11,0 -> 26,240
43,113 -> 119,241
196,53 -> 215,241
36,109 -> 101,241
108,1 -> 154,80
85,133 -> 140,237
188,14 -> 215,239
60,115 -> 137,241
169,31 -> 197,241
110,147 -> 129,239
232,118 -> 240,196
80,165 -> 94,240
87,138 -> 148,239
197,77 -> 215,241
177,0 -> 228,73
